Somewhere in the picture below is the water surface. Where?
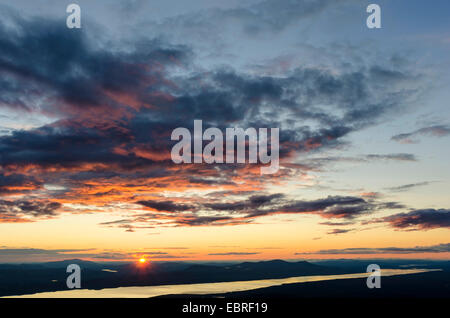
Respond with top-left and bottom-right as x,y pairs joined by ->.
6,268 -> 439,298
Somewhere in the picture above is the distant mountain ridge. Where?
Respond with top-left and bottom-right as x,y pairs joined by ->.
182,259 -> 335,279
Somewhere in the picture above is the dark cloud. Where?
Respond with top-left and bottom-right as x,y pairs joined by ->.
175,215 -> 246,227
137,200 -> 195,212
0,173 -> 42,194
0,124 -> 135,169
376,202 -> 406,210
385,181 -> 432,192
295,243 -> 450,255
100,219 -> 132,226
327,228 -> 354,235
0,199 -> 61,222
102,193 -> 405,230
364,153 -> 417,162
0,8 -> 423,232
391,125 -> 450,144
372,209 -> 450,231
0,24 -> 418,174
0,248 -> 93,256
199,194 -> 375,220
0,14 -> 190,115
319,221 -> 355,226
204,194 -> 283,212
271,196 -> 372,219
0,52 -> 418,177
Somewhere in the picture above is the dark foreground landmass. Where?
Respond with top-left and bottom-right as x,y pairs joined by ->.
143,271 -> 449,315
1,263 -> 449,316
0,258 -> 449,298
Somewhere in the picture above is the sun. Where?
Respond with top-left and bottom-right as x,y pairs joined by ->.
139,258 -> 147,264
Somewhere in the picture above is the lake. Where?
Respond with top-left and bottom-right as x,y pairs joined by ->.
5,268 -> 439,298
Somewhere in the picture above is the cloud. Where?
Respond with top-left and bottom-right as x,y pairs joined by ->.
319,221 -> 354,226
207,252 -> 260,256
327,228 -> 354,235
0,7 -> 424,233
385,181 -> 432,192
0,248 -> 93,256
204,194 -> 284,212
295,243 -> 450,255
0,13 -> 190,117
371,209 -> 450,231
137,200 -> 195,212
0,199 -> 61,222
0,61 -> 416,186
391,125 -> 450,143
101,193 -> 405,230
364,153 -> 417,162
269,195 -> 386,219
149,0 -> 348,41
299,153 -> 418,171
174,215 -> 248,227
0,247 -> 185,262
0,16 -> 420,174
0,173 -> 42,195
0,247 -> 99,263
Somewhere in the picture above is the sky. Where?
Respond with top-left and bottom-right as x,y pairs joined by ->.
0,0 -> 449,263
